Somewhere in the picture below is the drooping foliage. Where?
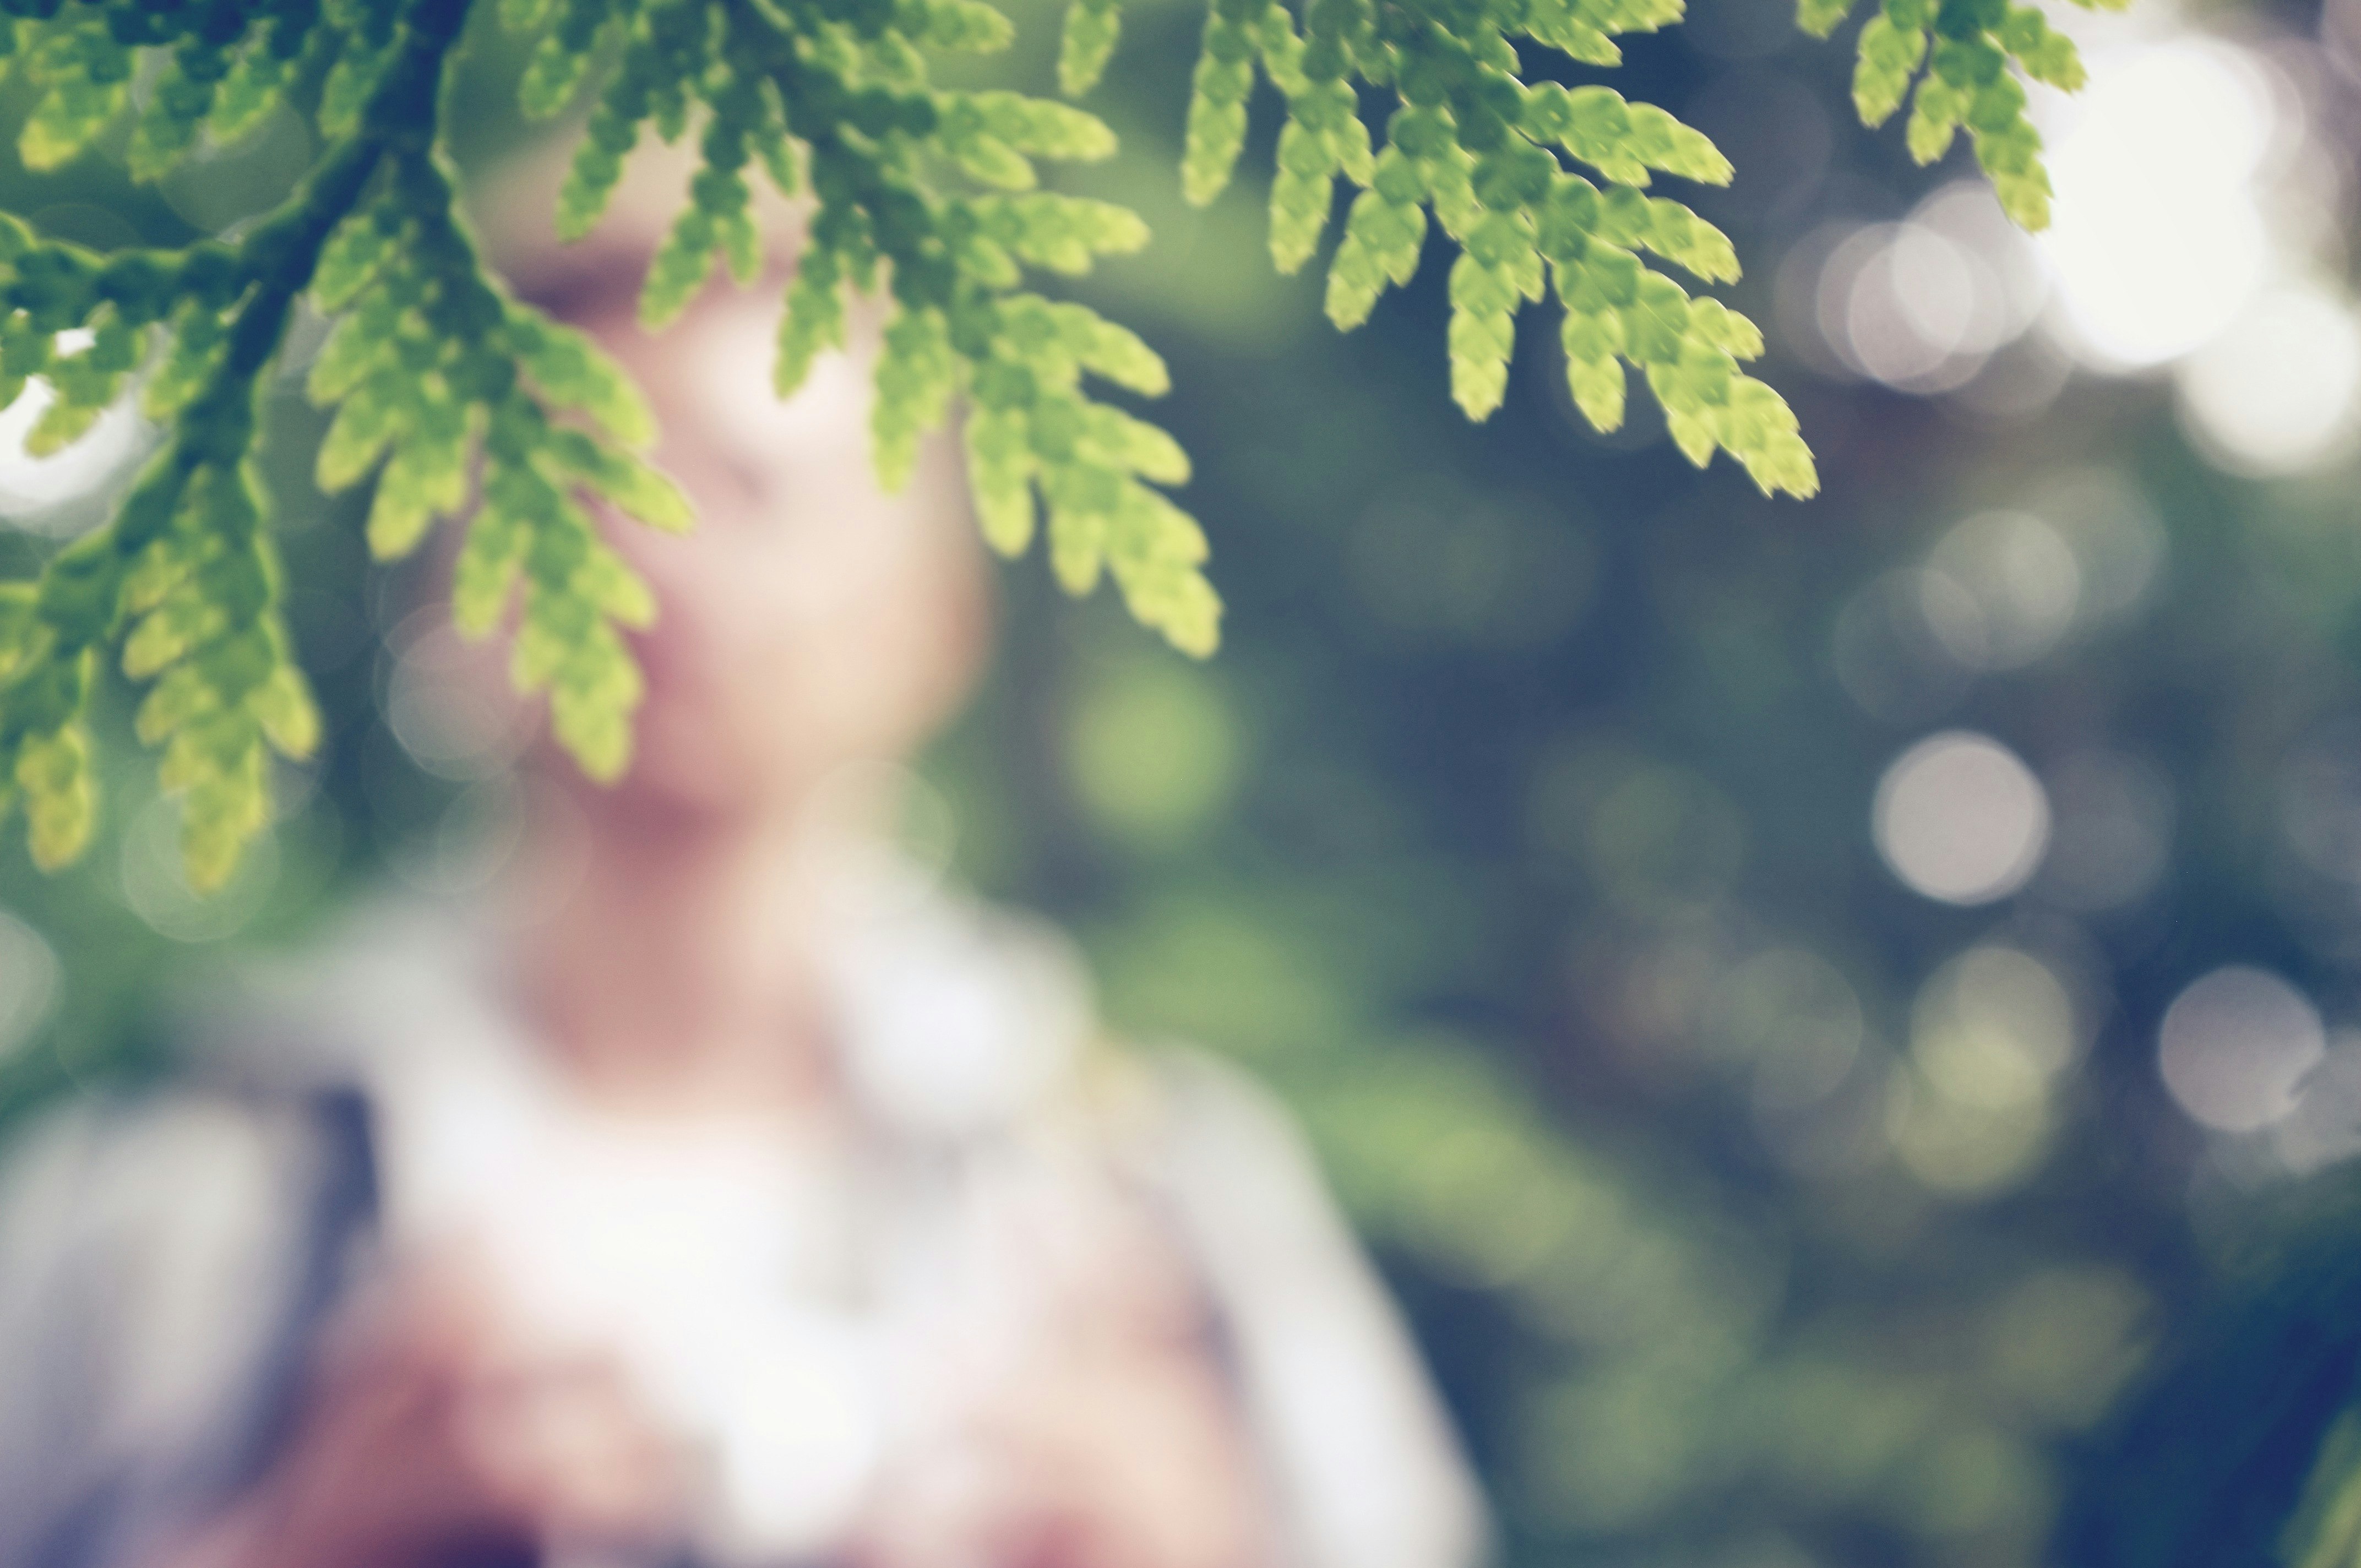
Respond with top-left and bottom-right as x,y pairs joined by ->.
0,0 -> 2119,885
2053,1167 -> 2361,1568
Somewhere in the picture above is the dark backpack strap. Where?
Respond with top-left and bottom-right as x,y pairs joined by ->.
15,1086 -> 380,1568
217,1084 -> 383,1501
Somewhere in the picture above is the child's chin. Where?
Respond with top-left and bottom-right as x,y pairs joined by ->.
612,726 -> 777,818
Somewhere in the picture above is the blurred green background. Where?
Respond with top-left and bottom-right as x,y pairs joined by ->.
7,0 -> 2361,1564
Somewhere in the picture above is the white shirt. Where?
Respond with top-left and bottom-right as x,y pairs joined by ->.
0,874 -> 1489,1568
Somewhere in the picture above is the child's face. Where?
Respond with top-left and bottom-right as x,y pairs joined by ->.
553,282 -> 990,815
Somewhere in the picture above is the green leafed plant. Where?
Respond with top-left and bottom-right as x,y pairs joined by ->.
0,0 -> 2118,886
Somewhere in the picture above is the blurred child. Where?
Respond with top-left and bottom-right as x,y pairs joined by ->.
0,145 -> 1485,1568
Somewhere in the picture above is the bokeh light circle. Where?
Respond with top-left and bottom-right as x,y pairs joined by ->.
1830,569 -> 1981,723
118,796 -> 282,943
2175,282 -> 2361,476
0,371 -> 150,530
1710,947 -> 1866,1112
1912,946 -> 2081,1111
1805,183 -> 2049,396
383,616 -> 531,781
1873,733 -> 2050,905
2041,40 -> 2281,369
1925,510 -> 2083,671
0,909 -> 61,1058
2157,966 -> 2325,1133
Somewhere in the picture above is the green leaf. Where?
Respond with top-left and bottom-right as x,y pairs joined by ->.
308,290 -> 402,405
1054,304 -> 1170,395
541,426 -> 699,533
520,23 -> 604,119
950,132 -> 1037,190
1907,76 -> 1968,162
1269,121 -> 1339,274
1626,104 -> 1733,185
510,311 -> 658,448
1622,269 -> 1691,364
1854,14 -> 1928,126
127,57 -> 219,182
1644,198 -> 1739,282
965,402 -> 1036,555
123,589 -> 224,681
368,401 -> 476,560
453,503 -> 529,638
2001,6 -> 2085,89
15,722 -> 95,872
0,584 -> 41,684
319,42 -> 390,139
902,0 -> 1017,51
208,43 -> 293,145
776,243 -> 847,396
1082,404 -> 1189,484
1059,0 -> 1123,95
1527,0 -> 1624,64
315,378 -> 409,493
1183,17 -> 1256,205
973,193 -> 1150,273
640,206 -> 720,327
250,662 -> 322,760
1798,0 -> 1856,38
874,307 -> 960,489
20,23 -> 129,173
592,450 -> 697,533
1102,484 -> 1220,656
136,663 -> 219,748
1721,375 -> 1819,497
1446,252 -> 1518,421
1688,297 -> 1764,360
2285,1411 -> 2361,1568
178,735 -> 269,893
1562,337 -> 1626,431
972,92 -> 1117,160
25,395 -> 101,459
314,215 -> 395,313
502,0 -> 559,34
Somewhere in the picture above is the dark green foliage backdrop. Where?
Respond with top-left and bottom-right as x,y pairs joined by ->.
4,1 -> 2361,1565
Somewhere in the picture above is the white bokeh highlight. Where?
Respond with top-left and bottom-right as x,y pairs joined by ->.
2175,281 -> 2361,476
1873,732 -> 2050,905
0,378 -> 148,527
1924,510 -> 2084,671
2158,966 -> 2325,1133
1808,185 -> 2048,394
1912,946 -> 2082,1111
2040,41 -> 2281,369
1793,20 -> 2361,480
0,909 -> 60,1058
